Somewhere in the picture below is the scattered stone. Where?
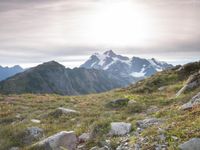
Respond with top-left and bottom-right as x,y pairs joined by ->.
32,131 -> 78,150
79,133 -> 90,143
15,114 -> 21,119
77,144 -> 86,150
171,136 -> 179,141
109,122 -> 132,136
23,127 -> 44,145
31,119 -> 41,123
136,118 -> 163,129
158,86 -> 167,91
90,146 -> 99,150
128,100 -> 137,105
50,107 -> 79,117
57,107 -> 79,114
116,137 -> 132,150
146,106 -> 159,114
179,138 -> 200,150
89,146 -> 108,150
107,98 -> 129,108
181,92 -> 200,110
155,144 -> 167,150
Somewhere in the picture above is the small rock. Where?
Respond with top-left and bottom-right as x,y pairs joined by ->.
16,114 -> 21,119
31,119 -> 41,123
179,138 -> 200,150
32,131 -> 78,150
50,107 -> 79,117
158,86 -> 167,91
90,146 -> 100,150
128,100 -> 137,105
79,133 -> 90,143
136,118 -> 163,129
146,106 -> 159,114
171,136 -> 179,141
57,107 -> 79,114
9,147 -> 19,150
24,127 -> 44,145
109,122 -> 132,136
107,98 -> 129,108
90,146 -> 108,150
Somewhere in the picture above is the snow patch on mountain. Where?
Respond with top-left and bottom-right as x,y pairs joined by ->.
130,67 -> 146,78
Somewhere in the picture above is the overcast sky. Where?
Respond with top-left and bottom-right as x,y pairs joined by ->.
0,0 -> 200,68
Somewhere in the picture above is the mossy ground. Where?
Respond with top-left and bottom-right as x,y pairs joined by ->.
0,70 -> 200,150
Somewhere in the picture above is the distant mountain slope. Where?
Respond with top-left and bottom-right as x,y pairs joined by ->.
0,61 -> 127,95
0,65 -> 24,81
80,50 -> 173,83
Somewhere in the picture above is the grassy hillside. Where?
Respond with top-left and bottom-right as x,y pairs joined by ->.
0,61 -> 200,150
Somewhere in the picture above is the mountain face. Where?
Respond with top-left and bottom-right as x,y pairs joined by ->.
80,50 -> 173,83
0,65 -> 24,81
0,61 -> 127,95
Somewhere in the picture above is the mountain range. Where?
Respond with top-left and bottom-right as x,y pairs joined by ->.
0,61 -> 127,95
0,50 -> 173,95
0,65 -> 24,81
81,50 -> 173,83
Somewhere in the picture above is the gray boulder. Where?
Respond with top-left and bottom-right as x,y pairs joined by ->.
23,127 -> 44,145
136,118 -> 162,129
32,131 -> 78,150
107,98 -> 129,108
181,92 -> 200,110
109,122 -> 132,136
179,138 -> 200,150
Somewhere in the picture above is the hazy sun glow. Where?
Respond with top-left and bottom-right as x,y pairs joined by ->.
87,1 -> 155,47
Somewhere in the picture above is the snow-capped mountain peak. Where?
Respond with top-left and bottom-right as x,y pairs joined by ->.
84,50 -> 131,70
81,50 -> 173,84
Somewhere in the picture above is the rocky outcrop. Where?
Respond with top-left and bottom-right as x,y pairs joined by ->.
179,138 -> 200,150
181,92 -> 200,110
32,131 -> 78,150
176,71 -> 200,97
109,122 -> 132,136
